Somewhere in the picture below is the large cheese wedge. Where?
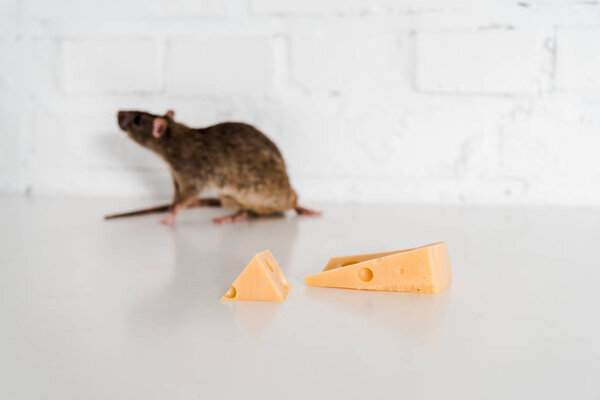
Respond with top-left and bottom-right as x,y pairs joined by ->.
305,241 -> 451,294
221,250 -> 291,302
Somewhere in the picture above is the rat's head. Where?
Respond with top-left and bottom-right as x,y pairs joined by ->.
117,110 -> 175,149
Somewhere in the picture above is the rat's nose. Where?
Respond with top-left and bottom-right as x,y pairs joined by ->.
117,111 -> 128,130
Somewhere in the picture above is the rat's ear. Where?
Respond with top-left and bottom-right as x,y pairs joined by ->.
166,110 -> 175,119
152,117 -> 167,139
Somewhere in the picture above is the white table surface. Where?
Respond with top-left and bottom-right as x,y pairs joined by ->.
1,195 -> 599,399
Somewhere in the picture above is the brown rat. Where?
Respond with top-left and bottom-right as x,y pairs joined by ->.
107,110 -> 320,224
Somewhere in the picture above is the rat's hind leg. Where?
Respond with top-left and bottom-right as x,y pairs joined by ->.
218,195 -> 242,210
241,189 -> 321,217
213,192 -> 293,224
213,195 -> 254,224
213,210 -> 255,224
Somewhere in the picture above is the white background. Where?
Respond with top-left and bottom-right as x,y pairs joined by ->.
1,0 -> 600,205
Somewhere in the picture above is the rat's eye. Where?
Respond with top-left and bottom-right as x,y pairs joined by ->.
133,115 -> 142,125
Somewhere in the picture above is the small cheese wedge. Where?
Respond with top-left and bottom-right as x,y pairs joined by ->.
305,241 -> 452,294
221,250 -> 291,302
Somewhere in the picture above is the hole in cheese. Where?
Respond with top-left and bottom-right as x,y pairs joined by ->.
358,268 -> 373,282
341,260 -> 359,267
282,278 -> 290,289
224,286 -> 237,299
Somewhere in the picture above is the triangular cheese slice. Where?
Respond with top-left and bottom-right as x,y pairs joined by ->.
305,241 -> 452,294
221,250 -> 291,302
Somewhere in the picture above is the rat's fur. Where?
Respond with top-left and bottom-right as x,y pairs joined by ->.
115,110 -> 317,224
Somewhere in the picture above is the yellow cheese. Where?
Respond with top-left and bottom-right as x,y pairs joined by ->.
305,241 -> 452,294
221,250 -> 291,302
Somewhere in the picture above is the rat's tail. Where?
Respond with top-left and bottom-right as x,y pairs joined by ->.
104,198 -> 222,220
105,204 -> 172,220
294,206 -> 322,216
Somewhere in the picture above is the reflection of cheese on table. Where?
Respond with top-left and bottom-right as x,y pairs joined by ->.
305,242 -> 452,294
221,250 -> 291,302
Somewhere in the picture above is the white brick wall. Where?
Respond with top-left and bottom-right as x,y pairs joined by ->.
63,39 -> 161,93
416,30 -> 542,95
556,28 -> 600,90
290,30 -> 408,94
1,0 -> 600,206
166,37 -> 275,96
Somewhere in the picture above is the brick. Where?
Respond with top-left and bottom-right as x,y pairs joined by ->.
251,0 -> 379,15
63,39 -> 160,93
416,30 -> 541,95
166,37 -> 274,96
251,0 -> 527,18
535,3 -> 600,28
501,98 -> 600,178
0,40 -> 61,98
340,96 -> 512,179
22,0 -> 158,19
250,0 -> 465,16
159,0 -> 241,17
290,31 -> 408,94
556,28 -> 600,89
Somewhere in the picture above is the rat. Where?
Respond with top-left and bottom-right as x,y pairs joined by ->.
106,110 -> 320,225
